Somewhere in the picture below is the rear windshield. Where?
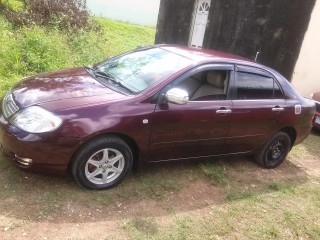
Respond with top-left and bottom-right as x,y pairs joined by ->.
95,48 -> 192,93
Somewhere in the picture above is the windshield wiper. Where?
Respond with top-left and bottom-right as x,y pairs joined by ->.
84,66 -> 95,77
94,70 -> 133,94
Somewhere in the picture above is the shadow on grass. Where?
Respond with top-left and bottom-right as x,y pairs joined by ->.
0,150 -> 308,224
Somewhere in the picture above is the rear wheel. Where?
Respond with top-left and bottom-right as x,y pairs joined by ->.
255,132 -> 291,169
72,136 -> 133,190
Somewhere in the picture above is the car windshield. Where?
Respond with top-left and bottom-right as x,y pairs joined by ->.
94,47 -> 192,94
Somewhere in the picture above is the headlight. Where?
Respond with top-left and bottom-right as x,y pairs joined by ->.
11,106 -> 62,133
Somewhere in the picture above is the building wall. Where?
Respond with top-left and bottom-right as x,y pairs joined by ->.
86,0 -> 160,27
155,0 -> 195,44
291,0 -> 320,97
155,0 -> 316,80
203,0 -> 315,79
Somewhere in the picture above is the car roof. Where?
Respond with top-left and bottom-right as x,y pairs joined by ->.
156,44 -> 287,80
157,44 -> 253,63
142,45 -> 298,99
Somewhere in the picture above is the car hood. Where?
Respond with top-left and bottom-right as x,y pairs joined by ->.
11,67 -> 126,108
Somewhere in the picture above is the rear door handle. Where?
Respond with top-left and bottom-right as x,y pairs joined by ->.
272,107 -> 284,112
216,109 -> 232,114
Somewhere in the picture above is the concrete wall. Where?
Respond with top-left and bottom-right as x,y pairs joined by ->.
292,0 -> 320,97
155,0 -> 316,80
155,0 -> 195,44
203,0 -> 315,80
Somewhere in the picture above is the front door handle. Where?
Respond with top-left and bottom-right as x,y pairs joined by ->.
216,109 -> 232,114
272,107 -> 284,112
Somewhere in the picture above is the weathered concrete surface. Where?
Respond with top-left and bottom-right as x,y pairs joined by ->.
155,0 -> 195,45
155,0 -> 316,80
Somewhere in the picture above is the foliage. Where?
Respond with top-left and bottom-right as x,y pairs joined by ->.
2,0 -> 95,30
0,15 -> 155,96
0,0 -> 24,11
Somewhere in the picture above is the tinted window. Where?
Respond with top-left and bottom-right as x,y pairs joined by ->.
236,72 -> 283,100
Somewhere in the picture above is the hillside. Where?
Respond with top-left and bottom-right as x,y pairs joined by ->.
0,14 -> 155,96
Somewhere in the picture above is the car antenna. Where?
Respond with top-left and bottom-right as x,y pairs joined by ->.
255,51 -> 260,62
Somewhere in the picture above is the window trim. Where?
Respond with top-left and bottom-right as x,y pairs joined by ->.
157,63 -> 235,104
231,65 -> 285,100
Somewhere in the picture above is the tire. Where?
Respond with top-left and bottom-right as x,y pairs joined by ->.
72,136 -> 133,190
255,132 -> 291,169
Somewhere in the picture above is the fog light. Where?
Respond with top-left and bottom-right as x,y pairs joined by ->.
14,154 -> 33,166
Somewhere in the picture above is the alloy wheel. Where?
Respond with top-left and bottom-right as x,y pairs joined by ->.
85,148 -> 125,185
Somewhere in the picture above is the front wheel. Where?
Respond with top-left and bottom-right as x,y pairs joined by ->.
71,136 -> 133,190
255,132 -> 291,169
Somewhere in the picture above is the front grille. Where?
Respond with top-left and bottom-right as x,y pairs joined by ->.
2,92 -> 19,119
316,102 -> 320,112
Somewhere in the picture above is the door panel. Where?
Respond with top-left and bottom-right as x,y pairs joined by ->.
225,99 -> 285,153
226,66 -> 286,153
149,100 -> 232,161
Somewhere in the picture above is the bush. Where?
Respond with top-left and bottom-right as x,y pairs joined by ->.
0,24 -> 71,95
3,0 -> 95,30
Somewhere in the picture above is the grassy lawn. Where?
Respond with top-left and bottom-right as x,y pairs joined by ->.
0,132 -> 319,239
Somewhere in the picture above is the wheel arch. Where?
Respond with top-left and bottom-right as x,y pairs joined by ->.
279,126 -> 297,148
68,132 -> 140,172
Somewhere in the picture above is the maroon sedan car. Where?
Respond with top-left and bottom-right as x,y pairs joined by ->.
0,45 -> 315,189
312,92 -> 320,129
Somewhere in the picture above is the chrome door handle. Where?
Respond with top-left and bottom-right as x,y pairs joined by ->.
216,109 -> 232,114
272,107 -> 284,112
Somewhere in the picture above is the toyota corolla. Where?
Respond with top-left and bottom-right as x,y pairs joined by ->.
0,45 -> 315,189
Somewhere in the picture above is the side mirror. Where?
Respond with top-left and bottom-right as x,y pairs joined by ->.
165,88 -> 189,105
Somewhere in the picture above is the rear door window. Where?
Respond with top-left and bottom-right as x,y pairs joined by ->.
234,67 -> 284,100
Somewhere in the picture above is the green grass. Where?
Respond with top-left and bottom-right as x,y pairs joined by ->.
0,14 -> 155,96
120,181 -> 320,240
226,189 -> 256,201
122,217 -> 159,239
1,0 -> 24,10
199,162 -> 229,184
267,181 -> 296,194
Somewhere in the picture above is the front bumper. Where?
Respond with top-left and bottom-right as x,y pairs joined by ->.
0,114 -> 81,175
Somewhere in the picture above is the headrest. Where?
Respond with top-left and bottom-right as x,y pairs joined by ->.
207,72 -> 225,88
